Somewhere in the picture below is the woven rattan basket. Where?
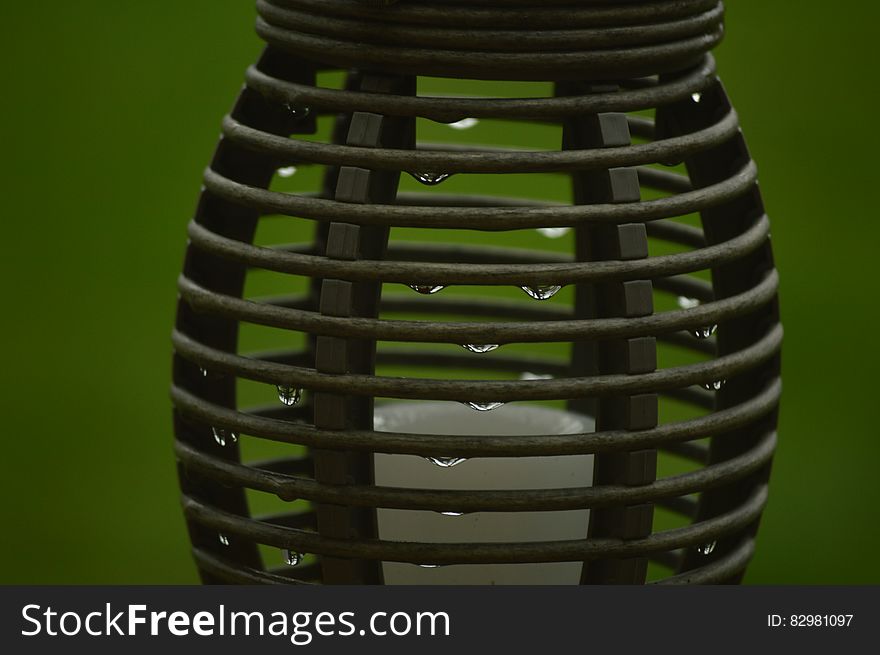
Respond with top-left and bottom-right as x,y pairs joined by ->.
172,0 -> 781,585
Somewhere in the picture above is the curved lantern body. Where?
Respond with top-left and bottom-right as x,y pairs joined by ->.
172,0 -> 781,585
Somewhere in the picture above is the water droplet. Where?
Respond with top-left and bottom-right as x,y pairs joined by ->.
448,117 -> 479,130
218,534 -> 230,547
417,564 -> 441,569
691,92 -> 702,103
520,371 -> 553,380
199,366 -> 208,378
277,166 -> 297,178
409,172 -> 451,186
537,227 -> 570,239
692,325 -> 718,339
464,401 -> 504,412
284,104 -> 310,119
521,285 -> 562,300
439,511 -> 465,517
408,284 -> 445,295
426,456 -> 467,468
697,541 -> 716,555
277,385 -> 302,407
677,296 -> 701,310
461,344 -> 499,354
703,379 -> 726,391
283,549 -> 302,566
212,427 -> 238,447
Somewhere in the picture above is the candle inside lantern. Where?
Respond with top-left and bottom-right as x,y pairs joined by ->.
374,402 -> 594,584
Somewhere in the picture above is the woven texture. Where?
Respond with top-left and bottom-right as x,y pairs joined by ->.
172,0 -> 781,585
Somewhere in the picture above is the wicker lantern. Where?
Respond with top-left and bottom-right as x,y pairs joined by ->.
172,0 -> 781,585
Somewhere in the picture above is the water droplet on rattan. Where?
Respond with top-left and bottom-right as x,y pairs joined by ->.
410,172 -> 451,186
440,511 -> 465,517
409,284 -> 445,295
703,379 -> 726,391
277,166 -> 297,178
697,541 -> 716,555
677,296 -> 701,310
448,117 -> 479,130
520,371 -> 553,380
218,534 -> 230,547
464,401 -> 504,412
426,456 -> 467,469
285,104 -> 310,119
537,227 -> 570,239
521,285 -> 562,300
199,366 -> 208,378
212,427 -> 237,447
693,324 -> 718,339
417,564 -> 441,569
691,92 -> 702,103
277,385 -> 302,406
462,344 -> 499,354
283,549 -> 303,566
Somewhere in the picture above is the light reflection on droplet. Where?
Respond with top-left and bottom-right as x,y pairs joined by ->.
692,325 -> 718,339
697,541 -> 716,555
277,385 -> 302,407
448,117 -> 479,130
520,371 -> 553,380
521,285 -> 562,300
461,344 -> 499,354
212,427 -> 238,447
409,172 -> 451,186
408,284 -> 445,295
464,401 -> 504,412
537,227 -> 570,239
277,166 -> 297,178
426,456 -> 467,468
285,104 -> 311,119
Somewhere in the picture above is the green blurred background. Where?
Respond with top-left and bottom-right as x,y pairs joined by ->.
0,2 -> 876,584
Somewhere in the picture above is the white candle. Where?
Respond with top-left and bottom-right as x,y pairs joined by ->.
374,402 -> 594,584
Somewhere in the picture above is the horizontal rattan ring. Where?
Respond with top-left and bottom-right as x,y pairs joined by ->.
171,377 -> 781,456
176,268 -> 778,345
273,0 -> 721,30
255,20 -> 719,83
181,484 -> 767,564
256,0 -> 722,81
258,1 -> 723,53
243,341 -> 717,398
244,56 -> 716,122
172,321 -> 780,401
201,161 -> 756,230
174,431 -> 775,512
221,108 -> 737,174
187,215 -> 768,286
190,541 -> 749,585
207,219 -> 705,276
254,280 -> 716,334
